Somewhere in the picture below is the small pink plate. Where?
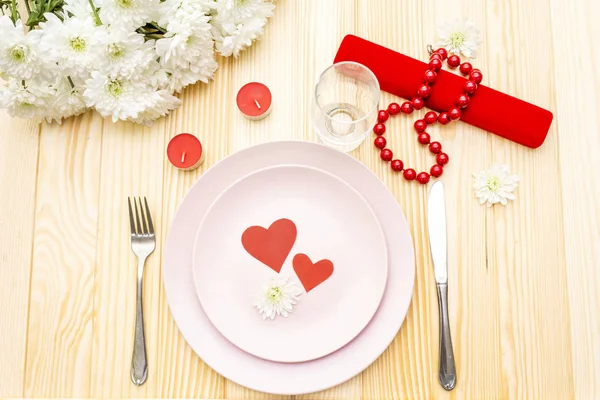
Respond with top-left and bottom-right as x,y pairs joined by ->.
192,165 -> 388,363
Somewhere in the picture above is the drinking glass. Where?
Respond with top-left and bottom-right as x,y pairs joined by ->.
311,62 -> 380,152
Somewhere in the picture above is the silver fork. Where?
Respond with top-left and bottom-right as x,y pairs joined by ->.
127,197 -> 155,386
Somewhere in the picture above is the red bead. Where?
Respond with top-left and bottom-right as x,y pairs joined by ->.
469,69 -> 483,84
416,172 -> 431,184
447,55 -> 461,68
391,159 -> 404,172
429,141 -> 442,154
417,132 -> 431,144
459,62 -> 473,75
417,84 -> 431,98
424,111 -> 437,124
380,148 -> 393,161
456,94 -> 470,108
448,107 -> 462,120
429,58 -> 442,72
436,153 -> 449,165
403,168 -> 417,181
377,110 -> 389,122
430,164 -> 444,178
387,102 -> 401,115
414,119 -> 427,133
424,70 -> 437,83
430,53 -> 442,61
412,97 -> 425,110
464,80 -> 478,95
374,136 -> 386,149
435,48 -> 448,60
400,101 -> 414,114
373,123 -> 386,135
437,112 -> 450,125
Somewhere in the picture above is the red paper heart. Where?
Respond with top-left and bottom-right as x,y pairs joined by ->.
293,253 -> 334,292
241,218 -> 297,273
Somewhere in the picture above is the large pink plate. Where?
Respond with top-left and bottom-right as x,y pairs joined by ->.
163,141 -> 415,395
192,165 -> 388,363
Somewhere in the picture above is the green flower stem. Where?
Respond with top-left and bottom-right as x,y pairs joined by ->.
148,22 -> 166,33
87,0 -> 102,25
67,76 -> 75,89
24,0 -> 31,16
10,0 -> 18,23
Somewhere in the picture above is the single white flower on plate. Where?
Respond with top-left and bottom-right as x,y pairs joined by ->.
40,14 -> 106,79
0,16 -> 57,81
473,164 -> 519,207
99,0 -> 159,29
253,276 -> 303,320
210,0 -> 274,57
0,79 -> 55,121
97,27 -> 155,78
437,17 -> 481,58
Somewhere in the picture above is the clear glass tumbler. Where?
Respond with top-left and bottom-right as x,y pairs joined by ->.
311,62 -> 380,152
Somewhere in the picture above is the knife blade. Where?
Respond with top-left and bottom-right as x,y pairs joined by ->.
427,181 -> 457,391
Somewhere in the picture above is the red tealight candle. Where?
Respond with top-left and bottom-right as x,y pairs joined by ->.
236,82 -> 272,120
167,133 -> 204,170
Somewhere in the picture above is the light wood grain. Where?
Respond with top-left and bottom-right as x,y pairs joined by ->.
1,0 -> 599,398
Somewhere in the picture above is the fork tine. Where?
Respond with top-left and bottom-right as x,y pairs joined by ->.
134,197 -> 143,235
127,197 -> 137,235
138,197 -> 149,235
144,197 -> 154,234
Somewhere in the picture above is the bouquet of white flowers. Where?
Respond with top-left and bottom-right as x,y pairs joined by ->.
0,0 -> 274,124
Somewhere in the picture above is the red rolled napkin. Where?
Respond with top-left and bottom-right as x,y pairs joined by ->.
334,35 -> 553,148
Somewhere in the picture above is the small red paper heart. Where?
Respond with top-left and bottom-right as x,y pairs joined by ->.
293,253 -> 334,292
241,218 -> 297,273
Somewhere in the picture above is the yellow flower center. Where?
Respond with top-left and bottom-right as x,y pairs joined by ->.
486,176 -> 501,192
235,0 -> 247,5
267,286 -> 283,303
449,32 -> 466,48
108,43 -> 125,59
116,0 -> 134,8
107,80 -> 123,97
70,36 -> 87,52
9,45 -> 28,62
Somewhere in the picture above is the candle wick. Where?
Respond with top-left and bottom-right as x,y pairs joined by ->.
254,99 -> 261,109
181,151 -> 186,163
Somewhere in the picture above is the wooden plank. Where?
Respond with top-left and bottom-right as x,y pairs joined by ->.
89,117 -> 170,397
0,114 -> 40,397
550,0 -> 600,398
481,0 -> 573,399
24,113 -> 103,397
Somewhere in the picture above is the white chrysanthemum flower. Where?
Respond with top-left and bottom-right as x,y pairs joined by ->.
40,14 -> 106,79
98,28 -> 155,77
437,17 -> 482,58
210,0 -> 274,57
83,69 -> 180,123
473,164 -> 519,207
45,78 -> 88,123
158,0 -> 211,24
253,276 -> 303,320
0,79 -> 55,121
0,17 -> 57,81
63,0 -> 98,20
155,11 -> 218,92
99,0 -> 159,29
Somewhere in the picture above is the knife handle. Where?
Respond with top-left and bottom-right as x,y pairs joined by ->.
436,283 -> 457,390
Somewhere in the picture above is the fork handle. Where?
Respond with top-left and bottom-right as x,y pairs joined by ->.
131,258 -> 148,386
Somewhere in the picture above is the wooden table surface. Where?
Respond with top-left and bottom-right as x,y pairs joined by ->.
1,0 -> 599,398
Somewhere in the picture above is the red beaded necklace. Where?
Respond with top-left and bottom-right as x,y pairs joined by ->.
373,47 -> 483,184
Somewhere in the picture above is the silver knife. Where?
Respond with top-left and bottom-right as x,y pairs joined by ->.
427,181 -> 457,391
